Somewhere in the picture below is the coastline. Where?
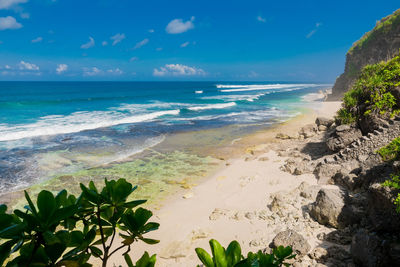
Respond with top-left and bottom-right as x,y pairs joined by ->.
102,100 -> 342,266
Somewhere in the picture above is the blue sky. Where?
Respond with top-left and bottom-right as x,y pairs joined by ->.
0,0 -> 398,82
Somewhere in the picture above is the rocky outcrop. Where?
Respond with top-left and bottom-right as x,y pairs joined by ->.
271,230 -> 311,256
328,9 -> 400,100
326,124 -> 362,152
309,188 -> 360,229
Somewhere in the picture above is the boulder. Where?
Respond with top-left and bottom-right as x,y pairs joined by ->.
351,229 -> 387,267
309,188 -> 358,229
299,124 -> 317,138
316,117 -> 334,128
326,125 -> 362,152
271,229 -> 311,256
298,182 -> 321,200
314,163 -> 342,184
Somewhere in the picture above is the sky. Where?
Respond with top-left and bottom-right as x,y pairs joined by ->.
0,0 -> 398,82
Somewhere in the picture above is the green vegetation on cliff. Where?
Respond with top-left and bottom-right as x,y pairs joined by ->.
349,9 -> 400,55
336,54 -> 400,125
378,137 -> 400,212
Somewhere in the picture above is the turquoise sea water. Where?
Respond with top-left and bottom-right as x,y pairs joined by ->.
0,82 -> 329,194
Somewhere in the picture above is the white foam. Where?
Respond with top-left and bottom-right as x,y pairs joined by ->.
188,102 -> 236,111
301,92 -> 326,102
195,90 -> 203,94
0,109 -> 180,142
216,84 -> 318,92
201,93 -> 265,102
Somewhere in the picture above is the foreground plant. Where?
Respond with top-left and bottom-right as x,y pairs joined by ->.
0,178 -> 159,267
195,239 -> 295,267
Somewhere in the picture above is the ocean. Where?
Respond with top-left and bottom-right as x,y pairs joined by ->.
0,82 -> 330,200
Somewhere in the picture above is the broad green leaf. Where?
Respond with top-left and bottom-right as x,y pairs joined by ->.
124,200 -> 147,209
0,223 -> 25,239
226,240 -> 241,266
140,238 -> 160,245
0,204 -> 7,214
37,190 -> 57,221
195,248 -> 214,267
209,239 -> 228,267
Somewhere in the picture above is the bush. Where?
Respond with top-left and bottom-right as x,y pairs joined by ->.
0,178 -> 159,267
379,137 -> 400,212
335,54 -> 400,126
195,239 -> 295,267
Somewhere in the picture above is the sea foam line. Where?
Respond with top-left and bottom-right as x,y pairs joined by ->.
188,102 -> 236,111
0,109 -> 180,142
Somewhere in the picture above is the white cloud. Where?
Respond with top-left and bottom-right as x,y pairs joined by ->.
257,16 -> 266,23
129,56 -> 138,62
102,41 -> 108,46
110,33 -> 125,46
0,16 -> 22,30
31,36 -> 43,43
80,36 -> 95,49
19,60 -> 39,71
134,38 -> 149,49
4,64 -> 11,69
0,0 -> 27,9
306,22 -> 322,38
166,16 -> 195,34
180,41 -> 190,48
148,29 -> 154,33
56,64 -> 68,74
107,68 -> 123,75
83,67 -> 101,76
20,12 -> 29,19
153,64 -> 205,77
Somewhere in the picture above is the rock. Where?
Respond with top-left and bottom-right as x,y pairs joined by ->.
316,117 -> 334,127
299,124 -> 317,138
367,183 -> 400,232
318,125 -> 328,131
333,172 -> 362,191
310,247 -> 329,261
326,125 -> 362,152
209,208 -> 229,220
314,163 -> 342,184
336,125 -> 351,132
276,133 -> 290,139
258,156 -> 269,161
309,188 -> 358,229
351,229 -> 387,267
182,192 -> 194,199
271,229 -> 311,256
297,181 -> 320,200
245,211 -> 257,220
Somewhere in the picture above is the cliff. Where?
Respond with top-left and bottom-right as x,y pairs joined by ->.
328,9 -> 400,100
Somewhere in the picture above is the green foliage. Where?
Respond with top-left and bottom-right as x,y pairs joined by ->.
0,178 -> 159,267
378,137 -> 400,161
195,239 -> 295,267
348,9 -> 400,55
379,137 -> 400,212
335,54 -> 400,125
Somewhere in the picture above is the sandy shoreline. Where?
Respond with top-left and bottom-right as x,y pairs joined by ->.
102,101 -> 342,266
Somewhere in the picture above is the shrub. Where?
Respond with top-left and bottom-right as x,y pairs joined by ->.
195,239 -> 295,267
0,178 -> 159,267
379,137 -> 400,212
335,54 -> 400,126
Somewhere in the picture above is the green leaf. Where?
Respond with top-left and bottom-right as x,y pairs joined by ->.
37,190 -> 57,221
0,204 -> 7,214
209,239 -> 228,267
24,191 -> 38,216
124,253 -> 134,267
123,200 -> 147,209
89,246 -> 103,257
43,231 -> 60,245
0,223 -> 25,239
134,251 -> 156,267
140,238 -> 160,245
55,189 -> 68,207
225,240 -> 241,266
0,240 -> 15,266
195,248 -> 214,267
49,205 -> 77,226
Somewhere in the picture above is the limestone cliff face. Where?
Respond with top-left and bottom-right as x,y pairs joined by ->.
328,9 -> 400,100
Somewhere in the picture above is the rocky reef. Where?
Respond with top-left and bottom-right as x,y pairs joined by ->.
328,8 -> 400,100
